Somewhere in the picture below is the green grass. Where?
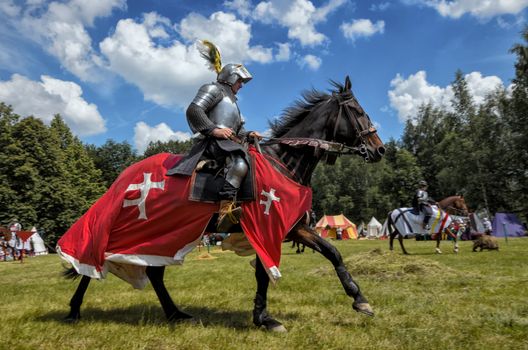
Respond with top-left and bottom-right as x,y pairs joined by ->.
1,238 -> 527,350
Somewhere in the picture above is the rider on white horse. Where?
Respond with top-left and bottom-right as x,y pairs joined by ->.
412,180 -> 436,230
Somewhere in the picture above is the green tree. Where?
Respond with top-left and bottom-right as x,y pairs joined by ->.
506,26 -> 528,218
380,140 -> 423,208
143,139 -> 192,158
48,116 -> 106,244
85,139 -> 138,188
0,104 -> 23,226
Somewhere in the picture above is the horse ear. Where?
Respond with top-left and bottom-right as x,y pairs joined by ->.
344,76 -> 352,91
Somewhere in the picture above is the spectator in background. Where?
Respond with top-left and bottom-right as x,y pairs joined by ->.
336,227 -> 343,240
483,217 -> 492,235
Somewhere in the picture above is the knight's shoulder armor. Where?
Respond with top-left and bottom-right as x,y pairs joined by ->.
192,83 -> 223,110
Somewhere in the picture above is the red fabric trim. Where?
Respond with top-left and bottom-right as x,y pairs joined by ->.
438,212 -> 450,233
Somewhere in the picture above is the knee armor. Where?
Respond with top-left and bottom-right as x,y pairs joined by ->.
225,155 -> 248,189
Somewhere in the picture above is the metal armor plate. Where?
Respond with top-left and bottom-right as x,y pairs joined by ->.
208,87 -> 242,133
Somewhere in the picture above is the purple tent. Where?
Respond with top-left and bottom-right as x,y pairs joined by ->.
492,213 -> 527,237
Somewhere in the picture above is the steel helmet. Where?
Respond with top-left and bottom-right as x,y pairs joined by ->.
217,63 -> 252,86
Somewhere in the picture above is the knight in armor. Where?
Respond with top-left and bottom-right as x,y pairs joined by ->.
167,41 -> 261,232
412,180 -> 435,230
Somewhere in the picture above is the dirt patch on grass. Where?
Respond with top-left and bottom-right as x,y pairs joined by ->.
194,253 -> 217,260
310,248 -> 461,281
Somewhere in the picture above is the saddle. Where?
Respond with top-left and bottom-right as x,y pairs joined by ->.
188,155 -> 257,203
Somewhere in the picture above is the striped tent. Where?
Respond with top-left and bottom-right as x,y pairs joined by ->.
315,214 -> 357,240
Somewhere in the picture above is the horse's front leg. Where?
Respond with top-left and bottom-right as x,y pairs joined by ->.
253,257 -> 287,332
435,233 -> 442,254
397,233 -> 409,255
65,275 -> 91,322
289,223 -> 374,316
146,266 -> 193,322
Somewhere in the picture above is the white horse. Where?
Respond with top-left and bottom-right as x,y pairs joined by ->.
387,206 -> 458,254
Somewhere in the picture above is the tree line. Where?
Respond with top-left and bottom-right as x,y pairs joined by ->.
0,28 -> 526,245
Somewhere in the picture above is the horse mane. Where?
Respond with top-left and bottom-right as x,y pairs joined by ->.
270,81 -> 352,138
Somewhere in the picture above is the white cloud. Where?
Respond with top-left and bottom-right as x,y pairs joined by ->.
133,121 -> 191,153
11,0 -> 126,82
0,74 -> 106,135
0,0 -> 20,17
388,70 -> 507,122
275,42 -> 291,61
340,19 -> 385,42
98,7 -> 320,113
100,11 -> 275,109
224,0 -> 252,17
179,11 -> 274,64
253,0 -> 346,46
299,54 -> 322,70
409,0 -> 528,19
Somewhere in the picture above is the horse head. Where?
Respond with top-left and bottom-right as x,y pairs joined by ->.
439,195 -> 469,216
328,76 -> 384,162
453,195 -> 469,216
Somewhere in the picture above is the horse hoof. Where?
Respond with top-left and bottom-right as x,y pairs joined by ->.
353,302 -> 374,317
435,248 -> 442,254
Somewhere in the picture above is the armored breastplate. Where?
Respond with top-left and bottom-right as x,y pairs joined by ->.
208,90 -> 242,133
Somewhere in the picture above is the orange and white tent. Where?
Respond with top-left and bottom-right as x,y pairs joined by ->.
315,214 -> 357,240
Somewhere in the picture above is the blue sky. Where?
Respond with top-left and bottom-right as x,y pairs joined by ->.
0,0 -> 526,153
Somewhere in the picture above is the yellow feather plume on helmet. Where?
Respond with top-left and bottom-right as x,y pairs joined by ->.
197,40 -> 222,74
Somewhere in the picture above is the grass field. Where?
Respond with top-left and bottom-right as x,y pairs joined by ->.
1,238 -> 527,350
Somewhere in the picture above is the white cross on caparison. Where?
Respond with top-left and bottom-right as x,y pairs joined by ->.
123,173 -> 165,220
260,188 -> 280,215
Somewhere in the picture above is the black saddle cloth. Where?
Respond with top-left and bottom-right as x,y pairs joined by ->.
188,156 -> 256,203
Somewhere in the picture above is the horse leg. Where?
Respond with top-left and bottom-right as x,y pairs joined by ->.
435,233 -> 442,254
253,257 -> 287,332
388,217 -> 408,254
397,233 -> 409,255
289,223 -> 374,316
145,266 -> 193,322
65,275 -> 91,322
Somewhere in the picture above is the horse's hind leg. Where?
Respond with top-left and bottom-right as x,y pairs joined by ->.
146,266 -> 192,322
253,257 -> 287,332
289,223 -> 373,316
65,275 -> 91,322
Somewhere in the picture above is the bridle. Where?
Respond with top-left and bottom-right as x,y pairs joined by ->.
331,93 -> 377,161
259,93 -> 377,161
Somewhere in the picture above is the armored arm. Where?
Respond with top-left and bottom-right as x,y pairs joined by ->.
186,83 -> 223,135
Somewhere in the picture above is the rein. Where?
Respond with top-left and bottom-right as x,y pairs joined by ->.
259,137 -> 363,156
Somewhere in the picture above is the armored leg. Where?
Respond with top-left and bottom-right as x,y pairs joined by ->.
223,155 -> 248,192
421,205 -> 432,230
217,154 -> 248,232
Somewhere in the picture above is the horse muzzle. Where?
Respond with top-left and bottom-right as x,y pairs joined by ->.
359,144 -> 385,162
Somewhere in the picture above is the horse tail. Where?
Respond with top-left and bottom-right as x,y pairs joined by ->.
62,266 -> 81,280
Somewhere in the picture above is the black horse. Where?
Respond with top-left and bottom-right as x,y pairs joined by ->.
63,76 -> 385,332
